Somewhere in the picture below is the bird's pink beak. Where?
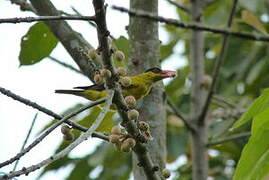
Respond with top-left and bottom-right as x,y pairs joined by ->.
160,70 -> 177,79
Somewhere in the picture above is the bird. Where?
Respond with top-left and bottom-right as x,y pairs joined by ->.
55,67 -> 177,101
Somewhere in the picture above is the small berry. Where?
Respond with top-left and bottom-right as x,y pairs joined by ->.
162,169 -> 171,179
125,96 -> 136,107
114,141 -> 122,151
201,75 -> 212,87
94,74 -> 103,84
61,125 -> 71,135
138,121 -> 149,131
111,125 -> 122,135
87,49 -> 97,60
114,50 -> 125,61
100,69 -> 112,78
119,77 -> 131,87
109,134 -> 120,144
120,141 -> 131,152
116,67 -> 127,76
127,109 -> 139,120
124,138 -> 136,148
143,130 -> 154,141
63,132 -> 74,141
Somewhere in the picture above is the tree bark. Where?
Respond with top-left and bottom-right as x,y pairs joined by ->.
190,0 -> 208,180
128,0 -> 166,179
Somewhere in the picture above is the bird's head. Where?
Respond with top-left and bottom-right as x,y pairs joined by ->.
144,67 -> 177,82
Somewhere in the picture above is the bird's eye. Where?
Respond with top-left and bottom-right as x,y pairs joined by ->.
145,67 -> 162,73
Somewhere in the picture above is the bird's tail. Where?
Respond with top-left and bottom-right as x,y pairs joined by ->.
55,89 -> 83,96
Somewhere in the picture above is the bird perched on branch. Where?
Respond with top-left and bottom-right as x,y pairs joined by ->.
55,67 -> 177,101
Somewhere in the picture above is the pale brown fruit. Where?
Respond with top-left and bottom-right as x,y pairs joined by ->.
127,109 -> 139,120
162,169 -> 171,179
201,75 -> 212,88
114,50 -> 125,61
109,134 -> 120,144
94,74 -> 103,84
120,141 -> 131,152
138,121 -> 150,131
119,77 -> 131,87
61,125 -> 71,135
116,67 -> 127,76
111,125 -> 122,135
87,49 -> 97,60
100,69 -> 112,78
125,96 -> 136,107
124,138 -> 136,148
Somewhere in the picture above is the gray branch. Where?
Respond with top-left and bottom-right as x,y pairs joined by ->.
0,15 -> 95,24
0,87 -> 108,140
112,6 -> 269,42
199,0 -> 239,124
0,95 -> 107,169
207,132 -> 251,147
0,91 -> 114,180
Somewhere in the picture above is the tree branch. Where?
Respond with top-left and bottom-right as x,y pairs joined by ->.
92,1 -> 161,179
0,15 -> 96,24
0,97 -> 108,169
0,87 -> 108,140
0,90 -> 114,180
198,0 -> 238,124
48,56 -> 84,76
112,6 -> 269,42
13,113 -> 38,171
167,97 -> 196,132
189,1 -> 207,179
207,132 -> 251,147
212,95 -> 237,109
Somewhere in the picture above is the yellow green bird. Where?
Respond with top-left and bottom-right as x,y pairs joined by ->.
55,67 -> 177,101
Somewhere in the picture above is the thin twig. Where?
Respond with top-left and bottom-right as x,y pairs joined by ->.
71,6 -> 116,40
48,56 -> 84,76
212,95 -> 237,109
167,97 -> 196,132
207,132 -> 251,147
0,87 -> 108,139
112,5 -> 269,42
0,99 -> 106,169
0,91 -> 114,180
13,113 -> 38,171
0,15 -> 96,24
198,0 -> 239,124
166,0 -> 190,13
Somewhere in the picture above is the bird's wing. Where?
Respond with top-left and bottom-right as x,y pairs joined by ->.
73,80 -> 138,91
74,84 -> 105,91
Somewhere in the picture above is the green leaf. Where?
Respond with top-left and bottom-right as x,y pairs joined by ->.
232,88 -> 269,129
233,108 -> 269,180
67,158 -> 93,180
19,22 -> 58,65
76,106 -> 115,133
